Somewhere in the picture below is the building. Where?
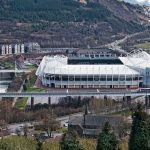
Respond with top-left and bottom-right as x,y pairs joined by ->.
36,50 -> 150,91
0,44 -> 25,55
24,42 -> 40,52
0,45 -> 6,55
68,114 -> 126,137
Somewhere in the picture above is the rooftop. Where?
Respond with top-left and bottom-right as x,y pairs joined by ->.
36,55 -> 140,76
69,115 -> 124,127
119,50 -> 150,69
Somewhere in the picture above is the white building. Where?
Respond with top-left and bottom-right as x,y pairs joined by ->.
8,45 -> 12,54
0,45 -> 6,55
0,43 -> 25,55
36,50 -> 150,91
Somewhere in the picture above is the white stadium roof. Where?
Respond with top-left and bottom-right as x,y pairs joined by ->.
119,50 -> 150,69
36,55 -> 140,76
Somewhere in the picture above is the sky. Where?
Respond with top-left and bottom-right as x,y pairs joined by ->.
123,0 -> 150,6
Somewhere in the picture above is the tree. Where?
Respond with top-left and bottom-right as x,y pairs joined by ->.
60,130 -> 84,150
42,109 -> 60,137
23,84 -> 27,91
36,138 -> 43,150
23,124 -> 28,137
96,122 -> 118,150
129,103 -> 150,150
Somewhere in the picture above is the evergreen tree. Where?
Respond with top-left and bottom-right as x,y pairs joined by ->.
36,141 -> 42,150
96,122 -> 118,150
129,103 -> 150,150
23,84 -> 27,91
60,130 -> 84,150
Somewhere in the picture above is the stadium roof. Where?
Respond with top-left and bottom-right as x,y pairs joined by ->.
36,56 -> 140,76
119,50 -> 150,69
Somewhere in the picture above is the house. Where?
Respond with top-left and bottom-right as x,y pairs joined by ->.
68,114 -> 127,137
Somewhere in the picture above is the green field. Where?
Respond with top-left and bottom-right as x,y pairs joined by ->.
0,136 -> 128,150
14,97 -> 28,110
0,61 -> 15,69
23,72 -> 45,92
26,87 -> 45,92
134,42 -> 150,52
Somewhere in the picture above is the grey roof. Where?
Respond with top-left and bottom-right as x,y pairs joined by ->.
83,128 -> 100,136
69,115 -> 123,127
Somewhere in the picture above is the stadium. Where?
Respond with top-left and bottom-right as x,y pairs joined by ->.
36,50 -> 150,91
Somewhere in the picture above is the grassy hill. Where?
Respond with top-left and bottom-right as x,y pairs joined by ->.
0,0 -> 111,21
0,0 -> 147,47
0,0 -> 143,32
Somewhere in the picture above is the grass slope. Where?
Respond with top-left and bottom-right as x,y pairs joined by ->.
14,97 -> 28,110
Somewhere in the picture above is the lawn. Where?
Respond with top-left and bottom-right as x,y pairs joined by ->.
26,87 -> 45,92
40,138 -> 97,150
134,42 -> 150,52
111,109 -> 132,116
23,72 -> 45,92
0,136 -> 36,150
26,65 -> 37,70
0,136 -> 128,150
14,97 -> 28,110
0,61 -> 15,69
80,138 -> 97,150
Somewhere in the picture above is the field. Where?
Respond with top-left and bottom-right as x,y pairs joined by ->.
24,71 -> 45,92
134,42 -> 150,52
0,136 -> 128,150
0,61 -> 15,69
26,87 -> 45,92
14,97 -> 28,110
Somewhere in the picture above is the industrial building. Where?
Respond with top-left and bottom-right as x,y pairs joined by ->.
36,50 -> 150,91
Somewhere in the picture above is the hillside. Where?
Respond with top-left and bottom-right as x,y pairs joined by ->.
0,0 -> 149,47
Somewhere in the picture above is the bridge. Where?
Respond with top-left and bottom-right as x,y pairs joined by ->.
0,91 -> 150,98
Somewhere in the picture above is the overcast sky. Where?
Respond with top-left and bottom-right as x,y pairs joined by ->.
123,0 -> 150,6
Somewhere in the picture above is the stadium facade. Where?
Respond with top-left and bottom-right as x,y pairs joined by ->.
36,50 -> 150,91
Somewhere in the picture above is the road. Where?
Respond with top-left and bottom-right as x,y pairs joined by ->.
106,35 -> 130,55
105,32 -> 144,55
8,112 -> 83,133
56,112 -> 83,127
0,90 -> 150,97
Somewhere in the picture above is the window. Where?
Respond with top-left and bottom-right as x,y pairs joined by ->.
107,76 -> 112,81
113,77 -> 118,81
94,76 -> 99,81
55,76 -> 60,81
75,76 -> 80,81
62,76 -> 68,81
120,76 -> 125,81
100,77 -> 106,81
81,76 -> 87,81
69,76 -> 74,81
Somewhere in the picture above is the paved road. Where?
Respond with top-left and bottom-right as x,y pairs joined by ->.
8,112 -> 83,133
106,35 -> 129,55
0,90 -> 150,97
